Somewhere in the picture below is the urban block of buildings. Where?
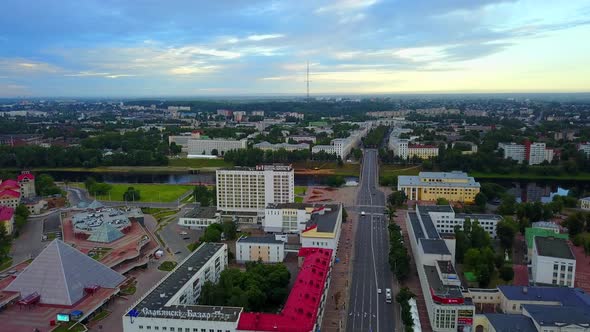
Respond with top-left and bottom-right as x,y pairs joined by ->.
498,141 -> 555,165
397,171 -> 481,203
311,122 -> 370,159
390,137 -> 440,160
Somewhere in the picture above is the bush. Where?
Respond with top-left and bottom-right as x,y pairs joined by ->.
158,261 -> 177,271
499,265 -> 515,282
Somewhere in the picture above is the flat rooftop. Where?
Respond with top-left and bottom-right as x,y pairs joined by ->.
184,206 -> 218,219
128,243 -> 242,322
535,236 -> 575,260
237,235 -> 283,245
398,171 -> 480,188
421,239 -> 451,255
408,212 -> 425,243
305,205 -> 341,233
456,213 -> 502,220
424,265 -> 465,303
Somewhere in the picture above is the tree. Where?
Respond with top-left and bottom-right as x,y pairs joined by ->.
565,212 -> 587,237
474,192 -> 487,211
222,220 -> 237,240
123,187 -> 141,201
35,174 -> 62,196
499,265 -> 515,282
14,204 -> 30,233
497,195 -> 517,215
200,223 -> 223,242
169,142 -> 182,155
436,197 -> 449,205
211,148 -> 219,156
496,217 -> 518,250
193,185 -> 214,207
325,175 -> 345,187
388,191 -> 407,207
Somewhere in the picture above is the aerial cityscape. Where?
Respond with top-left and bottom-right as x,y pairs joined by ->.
1,1 -> 590,332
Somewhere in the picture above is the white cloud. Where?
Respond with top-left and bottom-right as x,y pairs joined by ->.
246,34 -> 284,41
0,58 -> 62,74
315,0 -> 378,13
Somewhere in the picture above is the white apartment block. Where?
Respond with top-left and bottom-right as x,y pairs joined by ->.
311,122 -> 371,160
407,144 -> 439,159
188,137 -> 247,156
236,235 -> 285,263
531,237 -> 576,287
311,144 -> 335,155
216,165 -> 294,215
580,197 -> 590,211
264,202 -> 311,233
390,138 -> 409,159
253,141 -> 310,151
498,142 -> 554,165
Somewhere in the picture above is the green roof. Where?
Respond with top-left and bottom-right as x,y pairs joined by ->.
525,228 -> 568,249
464,271 -> 477,282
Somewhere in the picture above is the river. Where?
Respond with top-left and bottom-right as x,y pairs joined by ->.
480,179 -> 590,202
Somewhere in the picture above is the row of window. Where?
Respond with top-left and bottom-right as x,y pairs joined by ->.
138,326 -> 230,332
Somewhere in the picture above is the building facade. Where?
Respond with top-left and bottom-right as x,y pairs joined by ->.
178,207 -> 220,229
236,235 -> 285,263
264,202 -> 313,233
299,204 -> 343,254
581,197 -> 590,211
398,171 -> 481,203
578,142 -> 590,156
188,137 -> 247,156
17,171 -> 35,199
216,165 -> 294,216
531,237 -> 576,287
415,204 -> 502,238
253,141 -> 310,151
499,141 -> 554,165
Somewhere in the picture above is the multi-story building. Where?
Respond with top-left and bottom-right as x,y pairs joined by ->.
287,135 -> 316,144
253,141 -> 310,151
299,204 -> 343,254
236,235 -> 285,263
405,210 -> 475,331
398,171 -> 481,203
578,142 -> 590,156
17,171 -> 35,199
178,207 -> 220,229
122,243 -> 239,332
415,204 -> 502,238
580,197 -> 590,210
498,141 -> 554,165
311,123 -> 370,160
389,138 -> 439,160
216,165 -> 294,219
0,188 -> 20,208
531,237 -> 576,287
188,137 -> 247,156
264,202 -> 315,233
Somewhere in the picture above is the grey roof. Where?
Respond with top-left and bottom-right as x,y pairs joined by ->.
398,171 -> 480,188
456,213 -> 502,221
436,260 -> 456,274
424,265 -> 464,302
306,205 -> 341,233
408,212 -> 425,243
523,304 -> 590,327
237,235 -> 283,244
6,239 -> 124,305
421,239 -> 451,255
184,206 -> 218,219
485,314 -> 537,332
87,222 -> 124,243
417,207 -> 441,239
129,242 -> 243,322
535,236 -> 575,259
418,205 -> 454,213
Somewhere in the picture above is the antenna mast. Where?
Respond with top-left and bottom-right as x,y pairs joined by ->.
306,61 -> 310,101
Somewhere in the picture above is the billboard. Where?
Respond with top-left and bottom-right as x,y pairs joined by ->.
56,313 -> 70,322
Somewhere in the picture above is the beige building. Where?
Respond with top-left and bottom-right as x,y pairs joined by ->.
398,171 -> 481,203
236,235 -> 285,263
216,165 -> 294,217
580,197 -> 590,210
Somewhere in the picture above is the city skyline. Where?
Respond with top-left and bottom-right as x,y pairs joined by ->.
1,0 -> 590,97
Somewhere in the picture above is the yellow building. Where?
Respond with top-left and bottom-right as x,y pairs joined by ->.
397,171 -> 480,203
407,144 -> 439,159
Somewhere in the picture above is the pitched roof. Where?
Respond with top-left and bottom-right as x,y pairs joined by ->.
0,179 -> 19,190
17,173 -> 35,181
0,206 -> 14,221
5,239 -> 125,305
0,189 -> 20,198
87,222 -> 124,243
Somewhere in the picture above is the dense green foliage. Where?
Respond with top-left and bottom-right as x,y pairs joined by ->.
199,261 -> 290,312
200,223 -> 223,243
396,287 -> 416,332
123,187 -> 141,201
14,204 -> 30,234
388,223 -> 410,281
363,125 -> 388,147
84,177 -> 112,196
193,185 -> 216,207
35,174 -> 62,196
325,175 -> 345,187
388,191 -> 407,207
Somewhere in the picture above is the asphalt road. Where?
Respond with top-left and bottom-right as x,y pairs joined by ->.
347,149 -> 395,332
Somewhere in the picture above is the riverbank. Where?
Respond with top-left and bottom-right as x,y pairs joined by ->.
471,171 -> 590,181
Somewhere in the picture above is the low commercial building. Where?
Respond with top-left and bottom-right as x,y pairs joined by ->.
405,209 -> 475,331
253,141 -> 310,151
398,171 -> 481,203
415,204 -> 501,238
580,197 -> 590,210
264,202 -> 330,233
236,235 -> 285,263
531,237 -> 576,287
216,165 -> 294,219
22,197 -> 47,215
300,204 -> 343,254
178,206 -> 220,229
497,285 -> 590,315
122,243 -> 239,332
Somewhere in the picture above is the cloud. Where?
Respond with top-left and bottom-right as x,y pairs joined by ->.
315,0 -> 378,14
0,58 -> 62,75
246,34 -> 284,41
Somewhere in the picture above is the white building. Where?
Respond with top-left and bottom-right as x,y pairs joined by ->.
531,236 -> 576,287
405,209 -> 475,332
498,143 -> 526,163
580,197 -> 590,211
311,144 -> 335,156
122,243 -> 240,332
415,204 -> 502,238
300,204 -> 343,254
578,142 -> 590,156
311,123 -> 371,160
216,165 -> 294,217
287,135 -> 316,144
264,202 -> 311,233
498,142 -> 554,165
253,141 -> 310,151
528,142 -> 554,165
178,207 -> 220,229
236,235 -> 285,263
188,137 -> 247,156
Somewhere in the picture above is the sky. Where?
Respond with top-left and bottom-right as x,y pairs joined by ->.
0,0 -> 589,97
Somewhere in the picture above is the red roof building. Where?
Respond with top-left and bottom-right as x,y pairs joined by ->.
237,248 -> 333,332
0,206 -> 14,221
0,180 -> 19,191
0,189 -> 20,199
17,173 -> 35,182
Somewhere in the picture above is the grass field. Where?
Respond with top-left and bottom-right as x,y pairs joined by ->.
295,186 -> 307,195
74,183 -> 193,202
168,158 -> 232,168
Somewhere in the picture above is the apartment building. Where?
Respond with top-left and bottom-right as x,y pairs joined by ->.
188,137 -> 247,156
498,141 -> 554,165
398,171 -> 481,203
253,141 -> 310,151
216,165 -> 294,219
415,204 -> 501,238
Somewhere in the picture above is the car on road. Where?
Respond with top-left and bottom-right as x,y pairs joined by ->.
385,288 -> 392,303
377,288 -> 382,294
179,231 -> 188,235
174,251 -> 182,254
361,211 -> 366,216
182,237 -> 190,240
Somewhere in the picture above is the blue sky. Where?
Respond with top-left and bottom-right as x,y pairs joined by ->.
0,0 -> 589,97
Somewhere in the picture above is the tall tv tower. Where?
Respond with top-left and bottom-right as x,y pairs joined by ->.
306,60 -> 310,101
